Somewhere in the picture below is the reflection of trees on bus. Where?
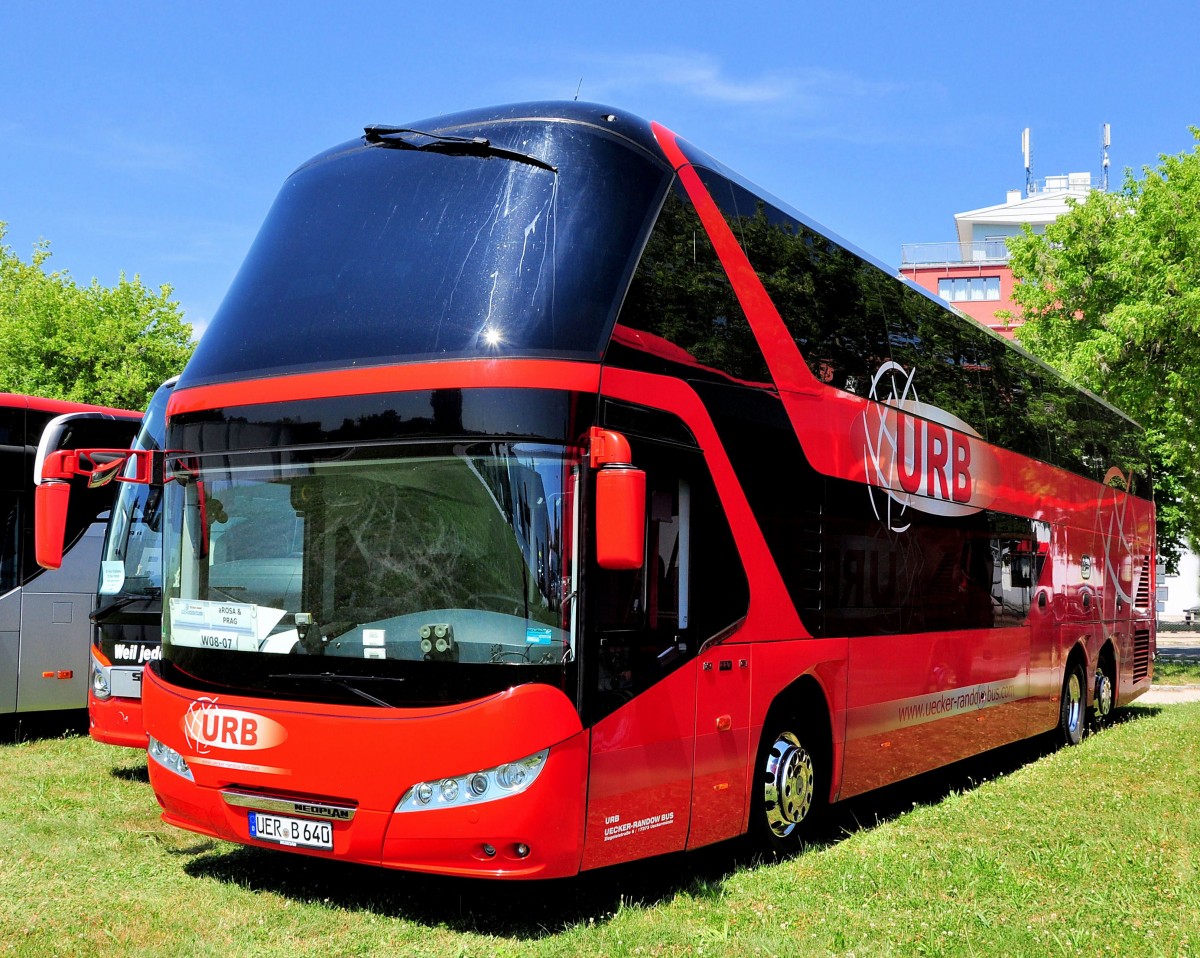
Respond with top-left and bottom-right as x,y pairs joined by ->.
618,168 -> 1146,491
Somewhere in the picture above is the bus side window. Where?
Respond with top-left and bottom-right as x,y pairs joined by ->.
1,493 -> 18,593
590,440 -> 748,716
593,471 -> 687,690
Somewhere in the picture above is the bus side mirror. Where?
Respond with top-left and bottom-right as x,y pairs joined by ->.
35,481 -> 71,570
596,466 -> 646,570
590,427 -> 646,571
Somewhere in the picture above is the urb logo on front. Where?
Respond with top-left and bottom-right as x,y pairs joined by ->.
182,697 -> 287,753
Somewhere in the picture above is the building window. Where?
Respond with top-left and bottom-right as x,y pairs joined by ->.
938,276 -> 1001,303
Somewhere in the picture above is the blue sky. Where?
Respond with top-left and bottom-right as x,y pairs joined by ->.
2,1 -> 1197,337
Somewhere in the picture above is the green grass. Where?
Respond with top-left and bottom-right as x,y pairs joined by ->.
1154,660 -> 1200,685
4,704 -> 1199,957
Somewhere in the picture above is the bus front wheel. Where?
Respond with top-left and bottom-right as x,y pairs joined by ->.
754,722 -> 820,854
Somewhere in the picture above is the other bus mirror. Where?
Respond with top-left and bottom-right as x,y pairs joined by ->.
82,452 -> 128,488
34,480 -> 71,570
590,427 -> 646,571
34,448 -> 152,570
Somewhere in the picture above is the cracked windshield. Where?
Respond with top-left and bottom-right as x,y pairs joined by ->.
165,443 -> 577,679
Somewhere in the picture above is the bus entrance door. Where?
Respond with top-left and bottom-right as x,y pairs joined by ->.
581,457 -> 700,870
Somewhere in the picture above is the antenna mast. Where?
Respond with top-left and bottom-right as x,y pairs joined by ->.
1101,123 -> 1111,191
1022,127 -> 1033,197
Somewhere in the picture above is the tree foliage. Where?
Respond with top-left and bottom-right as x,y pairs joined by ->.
0,222 -> 193,411
1010,132 -> 1200,568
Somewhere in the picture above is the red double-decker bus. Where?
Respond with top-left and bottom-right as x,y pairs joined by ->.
38,102 -> 1155,877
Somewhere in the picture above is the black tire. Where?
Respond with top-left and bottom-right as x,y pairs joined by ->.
1090,654 -> 1116,731
1058,658 -> 1086,746
752,717 -> 823,855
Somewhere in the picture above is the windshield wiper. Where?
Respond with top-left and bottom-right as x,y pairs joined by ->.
363,126 -> 557,173
268,671 -> 403,709
91,592 -> 157,621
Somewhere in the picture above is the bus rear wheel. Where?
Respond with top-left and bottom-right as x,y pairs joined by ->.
1058,659 -> 1086,746
1091,657 -> 1116,730
754,724 -> 820,854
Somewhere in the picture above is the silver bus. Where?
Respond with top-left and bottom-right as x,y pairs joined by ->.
1,393 -> 139,725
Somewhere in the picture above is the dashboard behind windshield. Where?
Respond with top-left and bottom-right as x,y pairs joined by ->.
162,442 -> 580,707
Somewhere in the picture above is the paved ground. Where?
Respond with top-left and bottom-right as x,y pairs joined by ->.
1156,631 -> 1200,661
1138,685 -> 1200,704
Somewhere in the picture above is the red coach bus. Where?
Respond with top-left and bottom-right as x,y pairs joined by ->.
37,102 -> 1155,877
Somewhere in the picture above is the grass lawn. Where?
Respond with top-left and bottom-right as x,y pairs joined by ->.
1154,660 -> 1200,685
3,703 -> 1198,957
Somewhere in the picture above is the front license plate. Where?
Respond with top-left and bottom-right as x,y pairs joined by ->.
248,812 -> 333,850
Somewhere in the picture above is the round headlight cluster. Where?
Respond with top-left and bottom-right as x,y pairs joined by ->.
396,749 -> 548,813
495,762 -> 529,790
147,735 -> 195,782
92,667 -> 111,698
90,654 -> 111,699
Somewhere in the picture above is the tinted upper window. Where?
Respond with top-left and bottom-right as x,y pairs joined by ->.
611,180 -> 770,385
697,168 -> 892,399
696,168 -> 1146,486
183,121 -> 669,387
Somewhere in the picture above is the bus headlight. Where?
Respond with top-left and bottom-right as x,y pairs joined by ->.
395,749 -> 548,813
90,654 -> 111,699
147,735 -> 194,782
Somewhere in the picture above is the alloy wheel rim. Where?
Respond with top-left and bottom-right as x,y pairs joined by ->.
763,731 -> 814,838
1095,670 -> 1114,719
1065,671 -> 1083,737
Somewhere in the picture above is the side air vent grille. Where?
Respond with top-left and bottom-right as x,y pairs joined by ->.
1134,555 -> 1152,610
1132,629 -> 1152,682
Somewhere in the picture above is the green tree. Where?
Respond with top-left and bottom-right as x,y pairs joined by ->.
1009,132 -> 1200,570
0,222 -> 193,410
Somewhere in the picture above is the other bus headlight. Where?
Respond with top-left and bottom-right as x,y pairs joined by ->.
90,653 -> 111,699
395,749 -> 548,813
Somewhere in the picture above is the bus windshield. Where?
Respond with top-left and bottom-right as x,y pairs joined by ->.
162,442 -> 580,707
98,382 -> 173,601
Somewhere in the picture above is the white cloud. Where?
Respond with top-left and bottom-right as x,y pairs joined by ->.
568,52 -> 922,113
606,53 -> 798,104
509,51 -> 949,150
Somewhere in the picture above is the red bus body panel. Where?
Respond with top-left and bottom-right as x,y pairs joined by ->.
143,667 -> 589,878
89,689 -> 147,748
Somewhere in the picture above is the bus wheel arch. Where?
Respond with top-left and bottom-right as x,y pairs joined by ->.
751,676 -> 832,855
1057,646 -> 1088,747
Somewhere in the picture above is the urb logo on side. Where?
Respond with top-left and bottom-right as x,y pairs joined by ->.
862,361 -> 999,532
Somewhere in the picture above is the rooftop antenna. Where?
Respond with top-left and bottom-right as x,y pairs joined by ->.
574,78 -> 583,101
1101,122 -> 1111,191
1022,127 -> 1033,197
